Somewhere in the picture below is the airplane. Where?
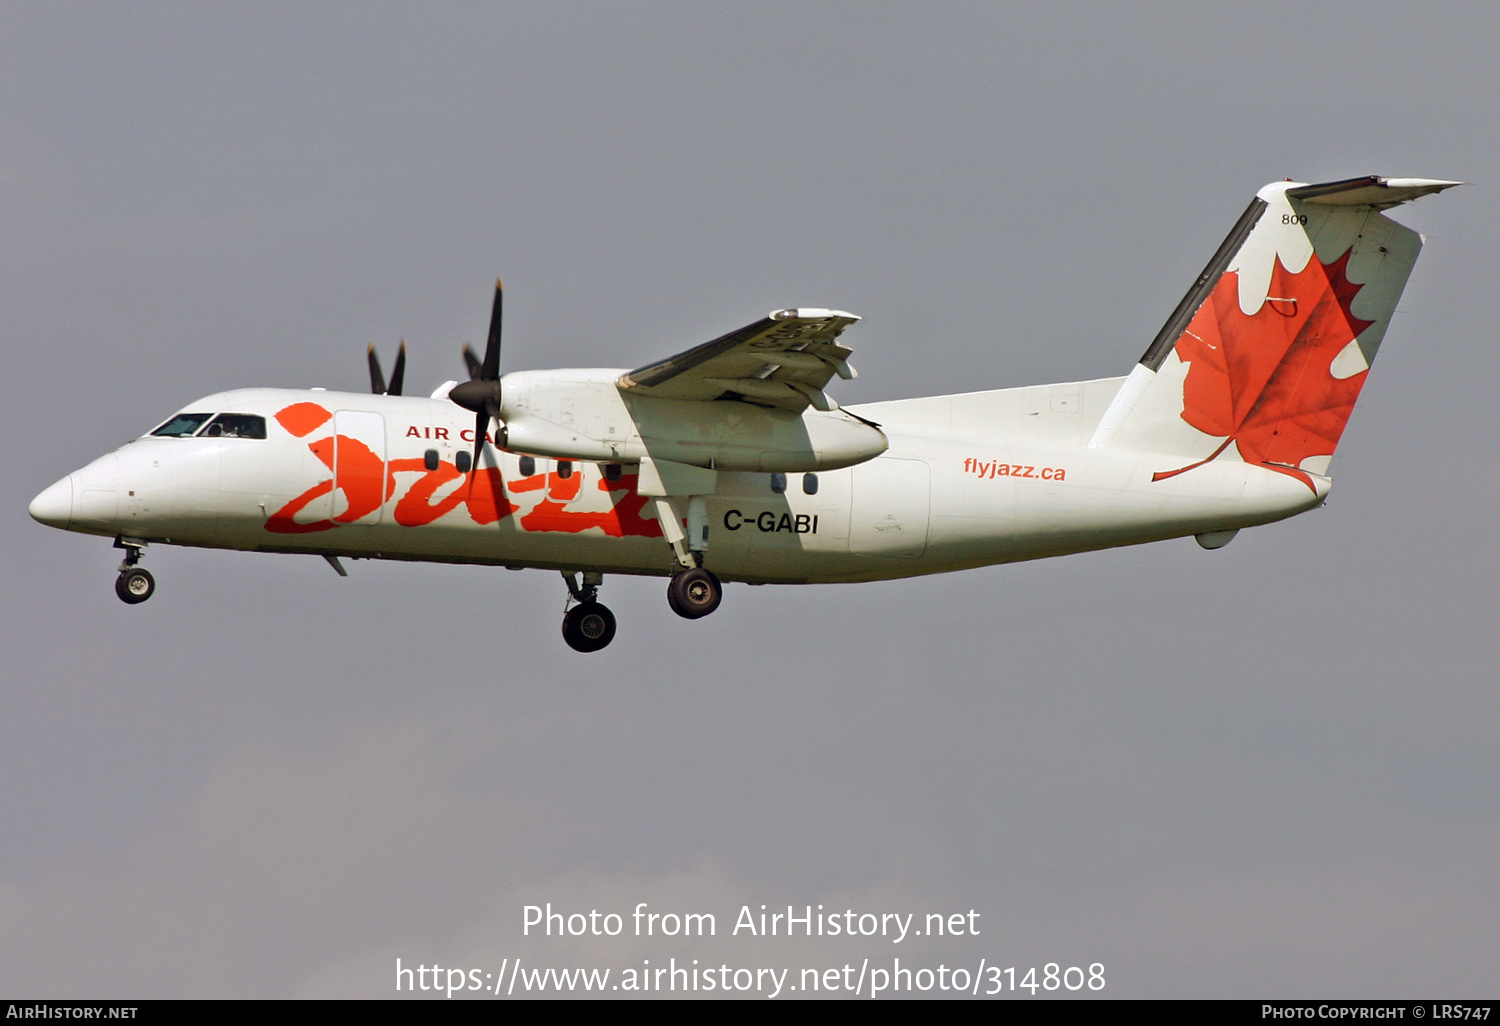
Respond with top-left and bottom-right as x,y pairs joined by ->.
29,175 -> 1459,651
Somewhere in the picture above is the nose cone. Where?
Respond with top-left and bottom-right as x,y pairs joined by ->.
29,475 -> 73,529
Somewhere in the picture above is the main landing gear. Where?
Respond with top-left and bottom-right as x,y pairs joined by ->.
113,537 -> 155,605
560,571 -> 616,653
557,560 -> 725,652
649,493 -> 724,620
667,566 -> 722,619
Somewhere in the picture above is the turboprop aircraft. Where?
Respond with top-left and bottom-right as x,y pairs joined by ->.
30,175 -> 1458,651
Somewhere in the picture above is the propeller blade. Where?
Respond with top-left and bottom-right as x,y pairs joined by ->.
472,411 -> 487,473
462,344 -> 483,380
481,280 -> 503,380
389,341 -> 406,396
367,346 -> 387,395
453,279 -> 507,472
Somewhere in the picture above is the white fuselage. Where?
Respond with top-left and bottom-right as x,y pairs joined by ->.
32,372 -> 1327,584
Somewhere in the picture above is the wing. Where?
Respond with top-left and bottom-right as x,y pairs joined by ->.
617,308 -> 860,413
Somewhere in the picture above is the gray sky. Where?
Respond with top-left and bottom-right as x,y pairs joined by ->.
3,2 -> 1496,998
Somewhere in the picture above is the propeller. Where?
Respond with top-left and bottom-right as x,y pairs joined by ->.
368,341 -> 407,396
448,280 -> 506,473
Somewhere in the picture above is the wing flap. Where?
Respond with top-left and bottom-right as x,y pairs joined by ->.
619,308 -> 860,412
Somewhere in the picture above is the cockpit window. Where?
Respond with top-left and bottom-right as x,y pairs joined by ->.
198,413 -> 267,439
150,413 -> 212,437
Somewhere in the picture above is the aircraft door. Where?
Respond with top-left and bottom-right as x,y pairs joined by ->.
333,411 -> 387,525
849,458 -> 929,558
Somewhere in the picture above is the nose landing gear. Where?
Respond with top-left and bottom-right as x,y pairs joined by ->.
116,568 -> 155,604
560,571 -> 616,652
114,538 -> 155,605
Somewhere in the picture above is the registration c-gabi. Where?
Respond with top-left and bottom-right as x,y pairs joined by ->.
723,510 -> 819,534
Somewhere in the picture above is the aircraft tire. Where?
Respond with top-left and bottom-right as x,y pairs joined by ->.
667,567 -> 722,620
562,601 -> 616,652
115,568 -> 155,605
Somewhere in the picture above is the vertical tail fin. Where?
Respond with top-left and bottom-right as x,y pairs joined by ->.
1091,176 -> 1460,490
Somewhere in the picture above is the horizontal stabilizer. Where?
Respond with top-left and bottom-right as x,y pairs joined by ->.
1286,175 -> 1462,208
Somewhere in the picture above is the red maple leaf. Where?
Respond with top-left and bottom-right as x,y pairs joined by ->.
1153,249 -> 1373,492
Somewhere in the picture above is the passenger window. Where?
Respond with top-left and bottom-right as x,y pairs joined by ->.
518,455 -> 535,476
424,449 -> 440,472
770,472 -> 786,494
603,463 -> 622,482
558,460 -> 574,479
803,473 -> 819,495
199,413 -> 266,439
150,413 -> 212,437
455,450 -> 472,473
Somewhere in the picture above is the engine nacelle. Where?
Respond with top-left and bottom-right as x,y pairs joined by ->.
498,369 -> 887,472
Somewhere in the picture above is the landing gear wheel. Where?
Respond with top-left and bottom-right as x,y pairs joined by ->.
115,567 -> 155,605
667,567 -> 722,620
562,601 -> 616,653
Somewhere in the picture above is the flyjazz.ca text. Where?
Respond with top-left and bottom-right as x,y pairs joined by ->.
963,457 -> 1067,481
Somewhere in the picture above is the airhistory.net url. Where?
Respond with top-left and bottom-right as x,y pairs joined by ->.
396,957 -> 1106,998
